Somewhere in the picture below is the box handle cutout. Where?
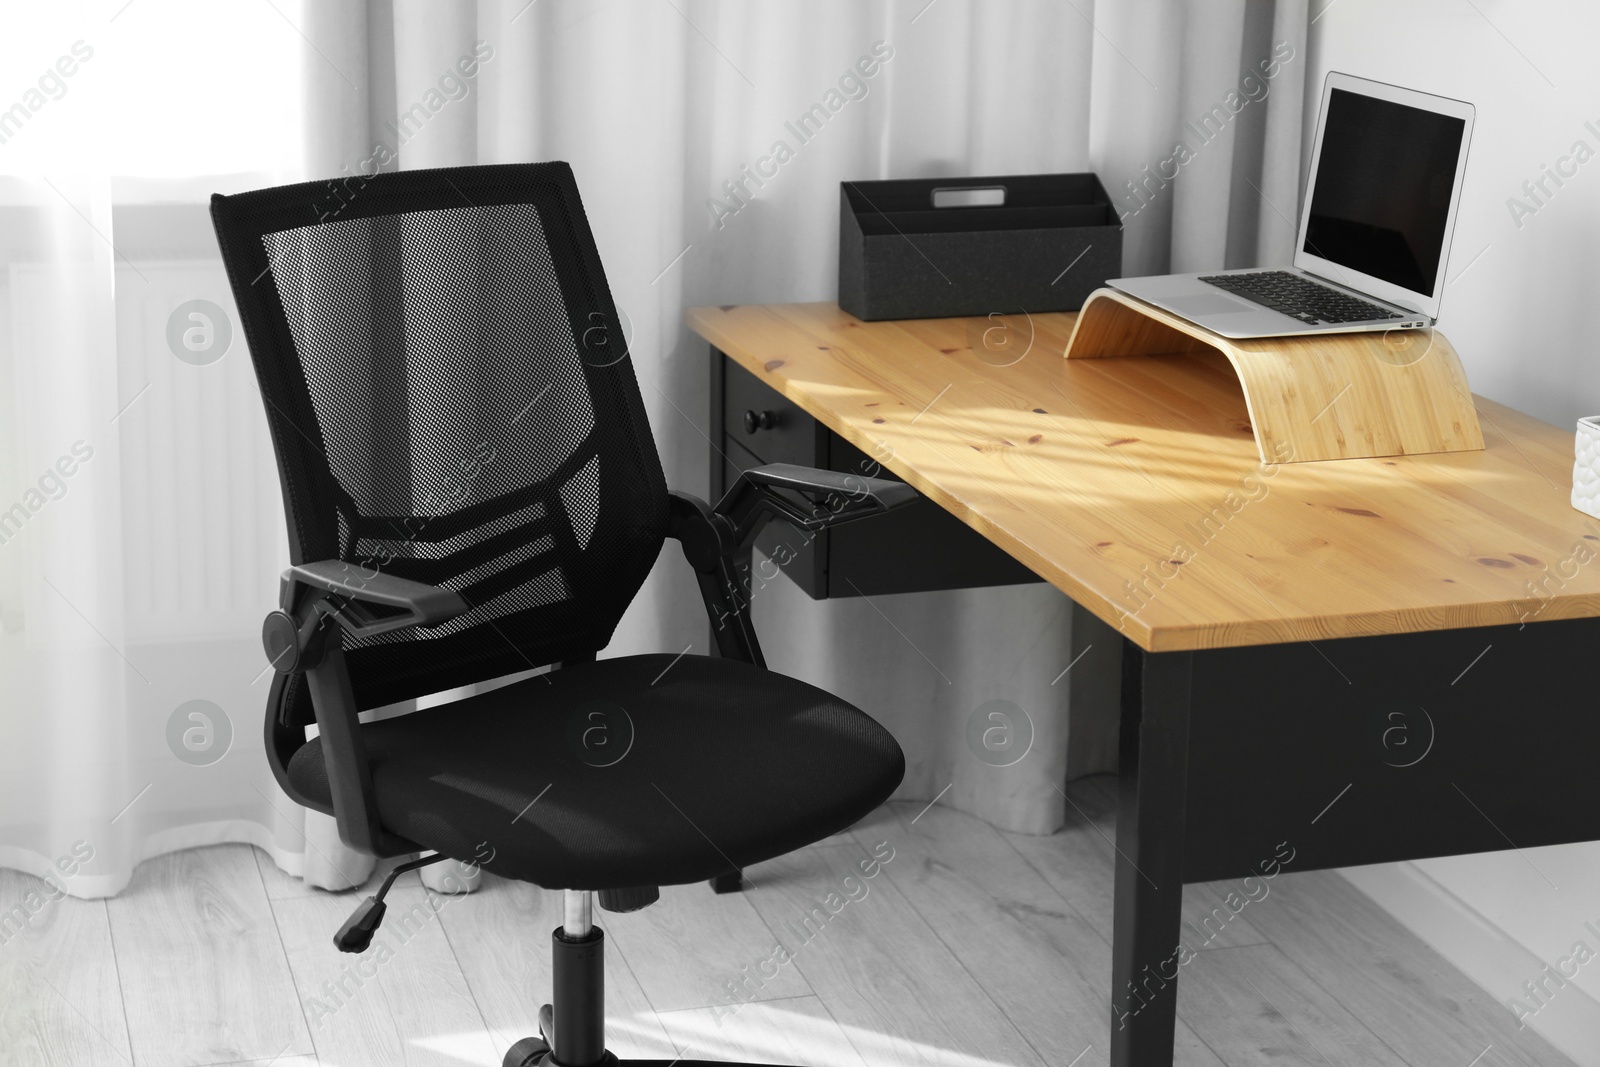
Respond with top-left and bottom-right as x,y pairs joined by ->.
931,185 -> 1006,209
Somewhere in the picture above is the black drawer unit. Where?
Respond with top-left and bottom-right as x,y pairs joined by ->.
710,349 -> 1040,599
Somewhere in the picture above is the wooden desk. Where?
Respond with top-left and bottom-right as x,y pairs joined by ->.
689,302 -> 1600,1067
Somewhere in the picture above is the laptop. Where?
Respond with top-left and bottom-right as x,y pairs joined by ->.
1109,72 -> 1475,339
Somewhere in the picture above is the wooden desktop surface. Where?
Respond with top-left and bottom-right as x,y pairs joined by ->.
687,302 -> 1600,651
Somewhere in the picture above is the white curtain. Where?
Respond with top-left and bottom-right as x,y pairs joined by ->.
0,0 -> 1306,899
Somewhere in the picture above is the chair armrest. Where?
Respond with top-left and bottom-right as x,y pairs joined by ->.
667,491 -> 763,666
261,560 -> 472,676
668,465 -> 915,666
286,560 -> 470,635
716,463 -> 917,546
258,558 -> 460,859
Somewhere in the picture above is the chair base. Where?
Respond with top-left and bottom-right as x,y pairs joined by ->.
503,913 -> 807,1067
502,1024 -> 811,1067
508,1057 -> 803,1067
506,1052 -> 805,1067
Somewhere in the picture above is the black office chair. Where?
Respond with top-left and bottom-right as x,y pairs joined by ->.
211,162 -> 911,1067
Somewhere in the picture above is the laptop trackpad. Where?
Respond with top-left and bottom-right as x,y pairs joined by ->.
1164,293 -> 1258,317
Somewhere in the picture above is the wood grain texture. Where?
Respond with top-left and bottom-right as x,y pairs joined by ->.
1004,778 -> 1269,953
13,822 -> 1584,1067
1242,868 -> 1572,1067
740,844 -> 1047,1067
1175,944 -> 1410,1066
687,302 -> 1600,651
657,996 -> 870,1067
0,871 -> 133,1066
270,883 -> 497,1067
1012,779 -> 1578,1066
602,880 -> 814,1013
850,803 -> 1229,1067
847,804 -> 1107,1063
104,844 -> 312,1067
434,872 -> 677,1061
1063,288 -> 1484,463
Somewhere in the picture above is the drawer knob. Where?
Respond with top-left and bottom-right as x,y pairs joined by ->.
742,409 -> 777,434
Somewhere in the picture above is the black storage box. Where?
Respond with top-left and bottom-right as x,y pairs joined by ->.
838,172 -> 1122,321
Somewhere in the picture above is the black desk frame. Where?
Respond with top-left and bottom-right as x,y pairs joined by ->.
1115,617 -> 1597,1065
701,337 -> 1600,1067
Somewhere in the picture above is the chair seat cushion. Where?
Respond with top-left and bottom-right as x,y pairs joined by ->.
287,653 -> 904,889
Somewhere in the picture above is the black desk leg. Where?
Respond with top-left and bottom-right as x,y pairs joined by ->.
1110,641 -> 1193,1067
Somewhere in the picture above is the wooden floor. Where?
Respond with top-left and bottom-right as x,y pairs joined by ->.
0,776 -> 1575,1067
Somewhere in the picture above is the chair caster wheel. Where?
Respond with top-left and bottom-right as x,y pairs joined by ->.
503,1035 -> 550,1067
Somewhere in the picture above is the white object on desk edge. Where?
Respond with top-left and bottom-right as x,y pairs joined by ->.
1574,416 -> 1600,520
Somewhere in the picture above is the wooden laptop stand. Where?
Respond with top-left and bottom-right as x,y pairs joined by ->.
1063,288 -> 1484,463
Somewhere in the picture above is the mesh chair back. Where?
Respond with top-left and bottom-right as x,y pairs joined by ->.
212,163 -> 667,715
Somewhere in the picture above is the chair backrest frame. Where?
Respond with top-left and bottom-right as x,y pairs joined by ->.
212,163 -> 668,788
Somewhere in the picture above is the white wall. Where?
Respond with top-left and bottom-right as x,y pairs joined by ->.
1310,2 -> 1600,1061
1308,0 -> 1600,425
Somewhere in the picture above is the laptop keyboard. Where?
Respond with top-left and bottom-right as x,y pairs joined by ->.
1199,270 -> 1407,325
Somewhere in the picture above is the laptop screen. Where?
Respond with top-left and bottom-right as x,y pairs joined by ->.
1303,88 -> 1468,298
